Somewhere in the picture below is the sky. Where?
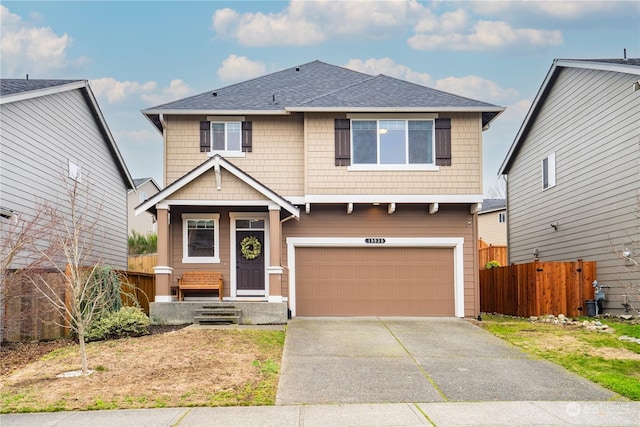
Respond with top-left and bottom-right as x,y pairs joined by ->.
1,1 -> 638,196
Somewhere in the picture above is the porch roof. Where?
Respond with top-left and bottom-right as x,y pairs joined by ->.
135,155 -> 300,218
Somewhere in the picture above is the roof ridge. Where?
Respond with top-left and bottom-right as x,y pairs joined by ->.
298,74 -> 377,106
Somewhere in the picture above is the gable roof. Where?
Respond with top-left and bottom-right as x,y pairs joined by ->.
135,155 -> 299,218
479,198 -> 506,214
129,177 -> 162,194
143,60 -> 504,131
499,58 -> 640,175
0,78 -> 135,190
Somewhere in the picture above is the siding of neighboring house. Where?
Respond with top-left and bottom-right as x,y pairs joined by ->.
478,210 -> 507,246
0,88 -> 129,269
128,180 -> 159,236
506,66 -> 640,312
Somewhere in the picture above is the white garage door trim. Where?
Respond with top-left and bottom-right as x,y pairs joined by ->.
286,237 -> 465,317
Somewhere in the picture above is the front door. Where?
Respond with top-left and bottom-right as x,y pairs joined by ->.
236,229 -> 265,295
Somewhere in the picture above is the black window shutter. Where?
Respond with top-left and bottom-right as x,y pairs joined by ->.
335,119 -> 351,166
200,121 -> 210,152
242,121 -> 252,152
435,118 -> 451,166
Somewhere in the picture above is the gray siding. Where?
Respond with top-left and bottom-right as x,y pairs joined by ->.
0,88 -> 128,269
507,66 -> 640,314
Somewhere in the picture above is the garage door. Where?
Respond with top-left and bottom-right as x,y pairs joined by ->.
295,247 -> 454,316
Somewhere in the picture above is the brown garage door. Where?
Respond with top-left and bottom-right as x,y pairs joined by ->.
295,247 -> 454,316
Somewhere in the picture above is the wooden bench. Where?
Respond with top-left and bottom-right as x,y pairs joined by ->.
177,271 -> 223,301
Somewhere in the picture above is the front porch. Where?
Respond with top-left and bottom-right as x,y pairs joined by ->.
150,301 -> 289,325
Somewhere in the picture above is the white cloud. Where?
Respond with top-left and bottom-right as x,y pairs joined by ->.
344,58 -> 432,87
469,0 -> 626,20
217,55 -> 266,83
0,5 -> 88,77
409,18 -> 562,51
434,75 -> 518,104
90,78 -> 194,105
212,0 -> 426,46
141,79 -> 195,105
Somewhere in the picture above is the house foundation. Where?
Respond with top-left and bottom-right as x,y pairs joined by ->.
149,301 -> 288,325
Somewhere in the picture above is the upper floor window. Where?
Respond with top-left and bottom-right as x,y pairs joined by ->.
200,120 -> 252,157
211,122 -> 241,152
182,213 -> 220,264
351,119 -> 434,168
542,152 -> 556,190
498,212 -> 506,223
138,191 -> 148,203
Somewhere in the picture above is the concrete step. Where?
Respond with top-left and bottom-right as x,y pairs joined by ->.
195,308 -> 241,315
194,315 -> 241,324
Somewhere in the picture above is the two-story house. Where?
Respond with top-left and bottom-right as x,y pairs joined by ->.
137,61 -> 504,323
1,79 -> 134,269
499,58 -> 640,315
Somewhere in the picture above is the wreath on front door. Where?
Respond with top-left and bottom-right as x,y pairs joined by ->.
240,236 -> 262,260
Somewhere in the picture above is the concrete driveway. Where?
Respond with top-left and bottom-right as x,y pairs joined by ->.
276,317 -> 618,405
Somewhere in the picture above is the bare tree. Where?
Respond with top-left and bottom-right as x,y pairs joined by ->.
610,195 -> 640,315
485,175 -> 507,199
22,176 -> 122,375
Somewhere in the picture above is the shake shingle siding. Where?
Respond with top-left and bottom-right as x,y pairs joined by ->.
506,65 -> 640,312
0,88 -> 129,269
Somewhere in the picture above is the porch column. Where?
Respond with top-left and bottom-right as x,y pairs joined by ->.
267,206 -> 284,302
153,206 -> 173,302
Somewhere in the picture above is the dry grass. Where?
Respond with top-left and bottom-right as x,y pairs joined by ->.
0,327 -> 284,413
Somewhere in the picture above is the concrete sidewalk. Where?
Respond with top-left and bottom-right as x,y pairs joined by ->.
2,401 -> 639,426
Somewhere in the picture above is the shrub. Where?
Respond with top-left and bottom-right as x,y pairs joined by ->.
128,231 -> 157,255
485,260 -> 501,269
86,307 -> 150,342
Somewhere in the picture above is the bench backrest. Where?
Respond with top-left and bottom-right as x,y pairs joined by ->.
181,271 -> 222,284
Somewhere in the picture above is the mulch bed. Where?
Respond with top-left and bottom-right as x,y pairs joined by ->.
0,324 -> 189,376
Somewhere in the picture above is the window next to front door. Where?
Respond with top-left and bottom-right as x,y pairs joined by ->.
182,213 -> 220,263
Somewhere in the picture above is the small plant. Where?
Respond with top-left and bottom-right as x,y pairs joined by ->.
85,307 -> 150,342
485,260 -> 501,269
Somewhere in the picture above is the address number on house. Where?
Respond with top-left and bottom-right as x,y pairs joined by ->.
365,238 -> 386,244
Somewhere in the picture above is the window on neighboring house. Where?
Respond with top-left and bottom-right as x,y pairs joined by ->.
68,160 -> 82,182
138,191 -> 148,203
200,120 -> 252,157
498,212 -> 506,223
542,152 -> 556,190
182,214 -> 220,263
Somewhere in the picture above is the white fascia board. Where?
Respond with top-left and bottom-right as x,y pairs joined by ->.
140,109 -> 291,116
301,194 -> 484,204
0,80 -> 87,105
556,59 -> 640,76
163,199 -> 280,208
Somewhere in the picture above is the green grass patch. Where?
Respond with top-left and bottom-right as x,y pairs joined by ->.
479,314 -> 640,400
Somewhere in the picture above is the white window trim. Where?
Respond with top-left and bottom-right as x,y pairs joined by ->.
182,213 -> 220,264
350,118 -> 436,168
286,237 -> 465,318
208,121 -> 244,156
542,152 -> 556,191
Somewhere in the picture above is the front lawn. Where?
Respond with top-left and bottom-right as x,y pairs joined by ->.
1,327 -> 285,413
477,314 -> 640,400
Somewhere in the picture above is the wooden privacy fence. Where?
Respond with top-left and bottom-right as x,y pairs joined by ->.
2,269 -> 156,342
478,239 -> 507,269
128,254 -> 157,274
480,259 -> 596,317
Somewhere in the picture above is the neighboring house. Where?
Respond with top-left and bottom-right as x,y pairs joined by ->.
499,58 -> 640,315
128,177 -> 161,236
478,199 -> 507,246
137,60 -> 504,320
0,79 -> 134,269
